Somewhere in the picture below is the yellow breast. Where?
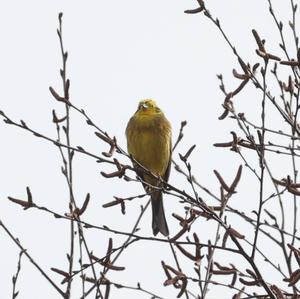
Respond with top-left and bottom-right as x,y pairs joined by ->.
126,112 -> 171,181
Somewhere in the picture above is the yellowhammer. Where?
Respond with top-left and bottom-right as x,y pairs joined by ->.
126,99 -> 172,236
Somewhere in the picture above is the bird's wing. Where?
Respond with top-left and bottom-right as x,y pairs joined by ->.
162,139 -> 172,184
133,162 -> 150,191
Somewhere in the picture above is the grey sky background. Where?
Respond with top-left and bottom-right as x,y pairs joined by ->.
0,1 -> 297,298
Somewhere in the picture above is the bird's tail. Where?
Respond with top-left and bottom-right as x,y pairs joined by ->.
151,191 -> 169,236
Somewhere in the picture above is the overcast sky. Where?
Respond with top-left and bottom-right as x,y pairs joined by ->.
0,1 -> 297,298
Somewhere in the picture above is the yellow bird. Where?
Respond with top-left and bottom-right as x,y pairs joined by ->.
126,99 -> 172,236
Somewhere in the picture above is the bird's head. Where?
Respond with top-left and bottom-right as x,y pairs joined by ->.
136,99 -> 161,115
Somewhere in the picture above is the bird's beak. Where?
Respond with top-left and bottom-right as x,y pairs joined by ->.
141,103 -> 148,109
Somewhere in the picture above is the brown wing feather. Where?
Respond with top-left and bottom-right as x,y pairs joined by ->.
162,141 -> 172,184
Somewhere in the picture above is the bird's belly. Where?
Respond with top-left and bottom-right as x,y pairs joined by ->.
129,130 -> 169,176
